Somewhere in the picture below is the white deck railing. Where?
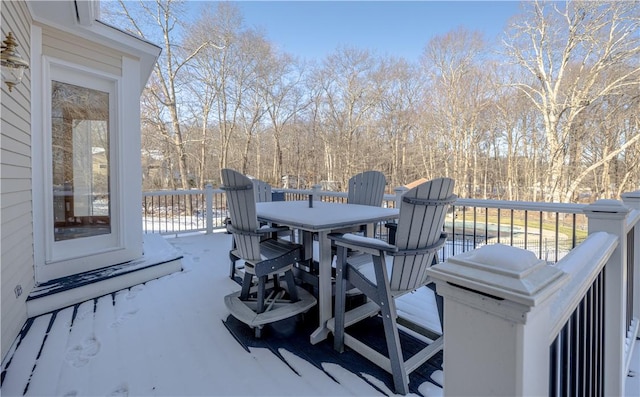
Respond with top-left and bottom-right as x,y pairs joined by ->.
427,192 -> 640,396
143,184 -> 589,262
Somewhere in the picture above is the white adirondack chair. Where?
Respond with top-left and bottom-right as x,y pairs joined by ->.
228,178 -> 274,279
347,170 -> 386,207
332,170 -> 387,238
252,178 -> 272,203
221,169 -> 316,338
328,177 -> 456,394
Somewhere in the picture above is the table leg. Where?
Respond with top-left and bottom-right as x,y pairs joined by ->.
298,229 -> 312,262
310,230 -> 332,344
366,223 -> 374,237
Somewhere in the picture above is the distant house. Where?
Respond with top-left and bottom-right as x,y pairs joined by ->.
404,178 -> 428,189
1,0 -> 182,360
282,175 -> 307,189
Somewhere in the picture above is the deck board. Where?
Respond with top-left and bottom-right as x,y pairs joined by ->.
27,309 -> 72,396
1,314 -> 51,395
223,306 -> 443,394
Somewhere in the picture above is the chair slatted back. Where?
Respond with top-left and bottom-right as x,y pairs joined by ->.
390,177 -> 455,292
347,170 -> 386,207
253,179 -> 272,202
221,169 -> 261,261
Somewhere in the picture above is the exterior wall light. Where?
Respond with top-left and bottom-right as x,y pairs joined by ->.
1,32 -> 29,92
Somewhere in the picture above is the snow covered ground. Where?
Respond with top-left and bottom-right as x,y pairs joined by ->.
1,232 -> 444,396
1,231 -> 638,396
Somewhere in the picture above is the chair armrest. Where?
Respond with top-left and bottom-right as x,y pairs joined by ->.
393,233 -> 448,257
328,233 -> 398,256
227,224 -> 290,237
257,225 -> 291,234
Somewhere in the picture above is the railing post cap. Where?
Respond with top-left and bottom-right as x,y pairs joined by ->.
621,190 -> 640,199
427,244 -> 567,308
584,199 -> 630,216
621,190 -> 640,209
394,186 -> 408,193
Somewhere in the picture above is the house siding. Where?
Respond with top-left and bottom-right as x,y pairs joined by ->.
42,26 -> 122,76
1,0 -> 34,360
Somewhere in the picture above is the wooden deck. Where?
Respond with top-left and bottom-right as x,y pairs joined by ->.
2,232 -> 639,396
1,233 -> 443,396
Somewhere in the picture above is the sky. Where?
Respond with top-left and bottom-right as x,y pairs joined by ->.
190,1 -> 526,63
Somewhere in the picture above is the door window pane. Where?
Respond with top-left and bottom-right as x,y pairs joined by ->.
52,81 -> 111,241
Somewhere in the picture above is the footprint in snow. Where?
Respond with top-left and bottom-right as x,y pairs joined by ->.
108,383 -> 129,396
65,310 -> 93,326
110,309 -> 139,328
65,336 -> 100,367
75,310 -> 93,320
126,285 -> 145,300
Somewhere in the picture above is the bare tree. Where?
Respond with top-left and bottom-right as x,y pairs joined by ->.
421,28 -> 491,197
258,52 -> 308,182
315,47 -> 382,185
374,57 -> 423,187
503,0 -> 640,202
107,0 -> 212,190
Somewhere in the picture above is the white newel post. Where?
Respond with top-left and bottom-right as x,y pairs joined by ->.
584,199 -> 630,397
394,186 -> 408,209
426,244 -> 568,396
311,184 -> 321,200
621,190 -> 640,323
621,189 -> 640,210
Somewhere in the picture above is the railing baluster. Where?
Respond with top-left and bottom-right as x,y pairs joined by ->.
627,228 -> 634,330
572,213 -> 577,248
539,211 -> 543,259
461,206 -> 467,257
578,298 -> 585,397
588,284 -> 595,397
555,212 -> 560,262
509,209 -> 514,246
497,208 -> 501,245
485,209 -> 489,248
524,210 -> 529,250
597,271 -> 604,397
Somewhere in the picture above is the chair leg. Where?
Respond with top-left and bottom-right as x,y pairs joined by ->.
257,275 -> 267,314
379,295 -> 409,395
284,270 -> 299,302
372,254 -> 409,395
229,252 -> 239,280
229,235 -> 238,279
427,282 -> 444,326
240,272 -> 253,300
333,246 -> 348,353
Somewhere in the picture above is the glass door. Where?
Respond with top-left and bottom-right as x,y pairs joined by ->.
51,81 -> 111,241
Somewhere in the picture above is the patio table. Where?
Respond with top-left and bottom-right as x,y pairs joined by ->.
256,200 -> 399,344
